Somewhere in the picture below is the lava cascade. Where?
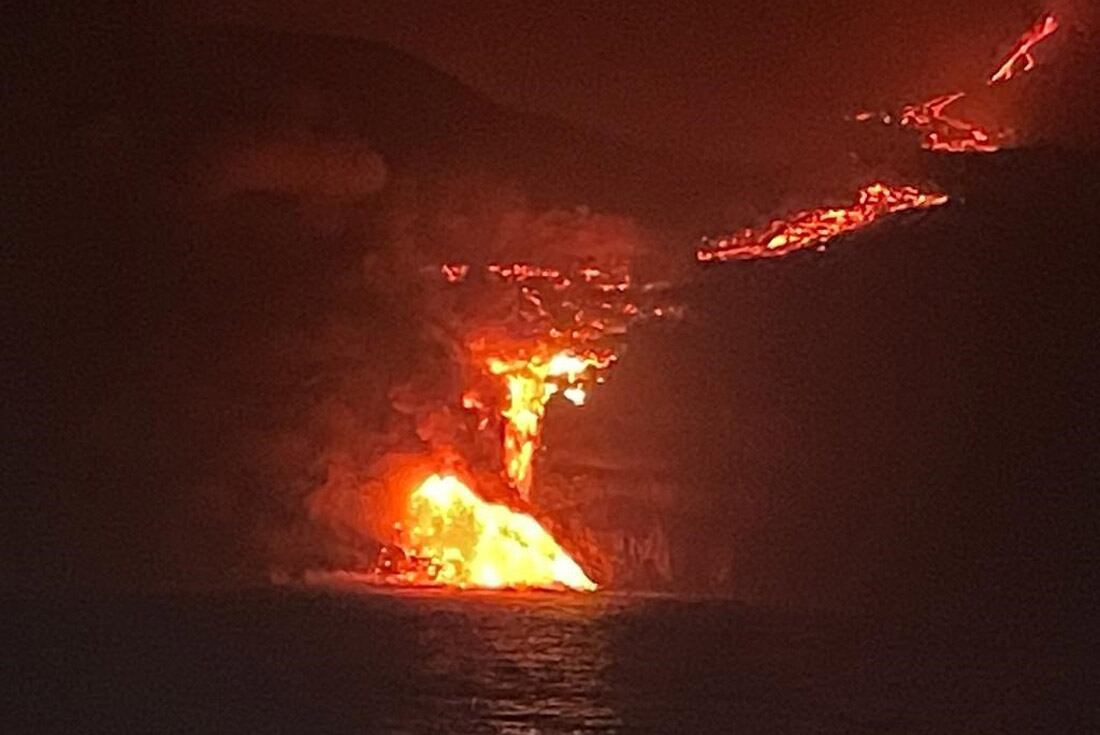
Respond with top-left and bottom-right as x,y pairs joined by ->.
373,259 -> 673,590
480,347 -> 612,500
456,260 -> 671,500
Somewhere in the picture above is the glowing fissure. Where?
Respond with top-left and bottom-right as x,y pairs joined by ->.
697,183 -> 949,263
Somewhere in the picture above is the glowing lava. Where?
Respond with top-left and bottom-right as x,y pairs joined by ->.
989,13 -> 1060,86
449,260 -> 671,500
859,90 -> 1003,154
899,92 -> 1001,153
382,474 -> 597,591
855,11 -> 1061,153
483,347 -> 612,500
697,182 -> 949,262
373,258 -> 673,590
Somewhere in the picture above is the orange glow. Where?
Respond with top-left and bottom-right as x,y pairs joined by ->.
482,346 -> 612,500
441,263 -> 469,283
488,262 -> 563,282
989,13 -> 1060,85
437,259 -> 673,499
697,182 -> 949,263
372,258 -> 676,591
380,474 -> 596,591
854,11 -> 1062,154
899,92 -> 1001,153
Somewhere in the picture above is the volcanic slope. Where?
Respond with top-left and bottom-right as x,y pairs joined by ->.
603,148 -> 1099,612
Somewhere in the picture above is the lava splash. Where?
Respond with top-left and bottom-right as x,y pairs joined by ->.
377,474 -> 597,591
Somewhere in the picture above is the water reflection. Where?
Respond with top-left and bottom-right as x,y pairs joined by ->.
23,585 -> 1061,733
370,589 -> 624,734
324,585 -> 1050,733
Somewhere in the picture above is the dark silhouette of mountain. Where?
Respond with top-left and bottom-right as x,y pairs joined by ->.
36,22 -> 764,228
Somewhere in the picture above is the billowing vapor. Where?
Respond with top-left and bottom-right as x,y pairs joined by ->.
275,170 -> 668,585
197,132 -> 388,202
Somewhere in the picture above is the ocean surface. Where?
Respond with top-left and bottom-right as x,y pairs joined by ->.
16,581 -> 1084,733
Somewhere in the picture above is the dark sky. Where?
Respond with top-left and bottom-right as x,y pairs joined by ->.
173,0 -> 1077,162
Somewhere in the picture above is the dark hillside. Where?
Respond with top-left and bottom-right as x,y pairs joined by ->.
603,148 -> 1099,614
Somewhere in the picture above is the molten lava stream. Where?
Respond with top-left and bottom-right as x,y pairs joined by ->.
484,349 -> 610,501
988,13 -> 1060,86
697,183 -> 949,262
899,92 -> 1001,153
852,12 -> 1062,154
378,474 -> 597,592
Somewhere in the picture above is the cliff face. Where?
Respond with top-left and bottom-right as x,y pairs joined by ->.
533,466 -> 676,589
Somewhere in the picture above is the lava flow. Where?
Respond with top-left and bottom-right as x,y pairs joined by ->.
988,12 -> 1060,85
856,11 -> 1061,153
899,92 -> 1000,153
480,346 -> 612,500
858,88 -> 1002,154
376,474 -> 597,591
373,259 -> 672,591
697,182 -> 949,263
458,260 -> 669,499
366,10 -> 1066,593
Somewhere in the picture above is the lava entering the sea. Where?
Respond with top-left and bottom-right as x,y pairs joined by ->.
697,182 -> 949,263
372,258 -> 674,591
376,473 -> 597,591
361,8 -> 1069,592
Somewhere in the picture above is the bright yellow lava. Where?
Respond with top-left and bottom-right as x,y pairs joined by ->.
405,474 -> 597,592
486,349 -> 610,500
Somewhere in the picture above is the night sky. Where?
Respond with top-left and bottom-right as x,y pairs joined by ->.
175,0 -> 1096,163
